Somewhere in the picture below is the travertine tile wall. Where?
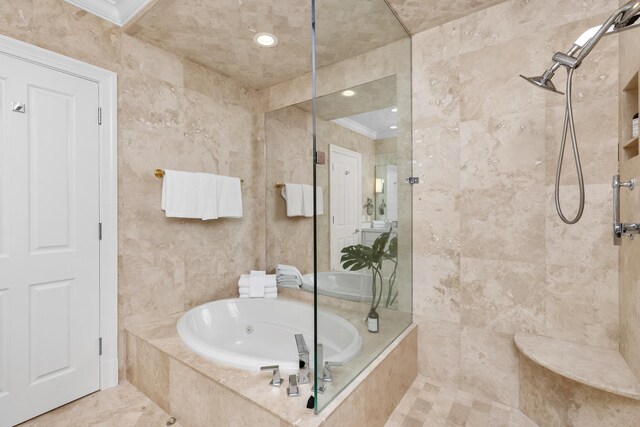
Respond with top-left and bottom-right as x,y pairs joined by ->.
0,0 -> 266,378
265,106 -> 376,274
619,1 -> 640,381
412,0 -> 621,408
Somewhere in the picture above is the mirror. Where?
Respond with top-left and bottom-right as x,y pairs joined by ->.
265,75 -> 402,275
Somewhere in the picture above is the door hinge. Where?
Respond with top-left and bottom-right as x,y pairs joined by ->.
98,222 -> 103,240
99,337 -> 103,356
98,107 -> 102,125
406,176 -> 420,185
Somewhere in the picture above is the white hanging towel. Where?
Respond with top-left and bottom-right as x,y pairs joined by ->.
282,183 -> 304,217
199,173 -> 219,220
301,184 -> 314,217
161,170 -> 202,218
217,175 -> 243,218
315,186 -> 324,216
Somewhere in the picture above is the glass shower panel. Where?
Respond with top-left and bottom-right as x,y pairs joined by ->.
312,0 -> 413,413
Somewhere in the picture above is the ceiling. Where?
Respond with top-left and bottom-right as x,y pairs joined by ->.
125,0 -> 406,89
70,0 -> 511,88
296,76 -> 398,140
386,0 -> 509,35
334,107 -> 398,140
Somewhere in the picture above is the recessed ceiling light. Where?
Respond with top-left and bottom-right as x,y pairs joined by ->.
341,89 -> 357,97
389,125 -> 398,130
390,107 -> 398,112
254,32 -> 278,47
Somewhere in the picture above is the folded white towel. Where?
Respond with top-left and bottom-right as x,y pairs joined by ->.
199,173 -> 219,220
249,270 -> 266,298
217,175 -> 243,218
239,288 -> 277,296
161,170 -> 202,218
239,274 -> 276,288
238,288 -> 278,297
282,183 -> 303,217
301,184 -> 313,217
315,186 -> 324,216
276,264 -> 303,276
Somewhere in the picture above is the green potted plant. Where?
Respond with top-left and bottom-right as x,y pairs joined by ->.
340,228 -> 398,332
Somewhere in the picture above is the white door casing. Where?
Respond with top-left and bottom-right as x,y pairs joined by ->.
0,35 -> 118,425
329,144 -> 362,271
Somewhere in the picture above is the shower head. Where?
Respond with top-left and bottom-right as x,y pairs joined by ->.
613,1 -> 640,33
519,74 -> 563,95
520,1 -> 640,97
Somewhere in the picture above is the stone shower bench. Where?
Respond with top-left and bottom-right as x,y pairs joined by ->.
514,332 -> 640,400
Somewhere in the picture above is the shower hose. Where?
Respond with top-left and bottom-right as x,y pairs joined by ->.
555,67 -> 585,224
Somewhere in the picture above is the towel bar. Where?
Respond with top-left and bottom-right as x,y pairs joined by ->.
155,169 -> 243,183
275,182 -> 285,189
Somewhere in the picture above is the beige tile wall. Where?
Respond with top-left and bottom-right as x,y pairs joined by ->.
0,0 -> 267,379
619,1 -> 640,381
412,0 -> 621,408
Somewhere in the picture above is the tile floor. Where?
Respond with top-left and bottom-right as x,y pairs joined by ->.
384,375 -> 538,427
18,381 -> 181,427
19,375 -> 537,426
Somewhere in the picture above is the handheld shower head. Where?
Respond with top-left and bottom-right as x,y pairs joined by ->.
519,0 -> 640,225
519,74 -> 563,95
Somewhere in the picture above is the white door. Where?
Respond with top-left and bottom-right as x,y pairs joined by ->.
0,53 -> 101,426
330,144 -> 362,271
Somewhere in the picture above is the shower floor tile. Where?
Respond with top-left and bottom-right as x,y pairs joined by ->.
385,375 -> 538,427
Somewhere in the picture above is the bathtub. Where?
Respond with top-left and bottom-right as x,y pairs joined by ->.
301,271 -> 374,302
177,298 -> 362,374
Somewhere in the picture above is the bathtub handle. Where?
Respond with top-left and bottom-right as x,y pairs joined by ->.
295,334 -> 310,385
287,374 -> 300,397
260,365 -> 282,387
323,361 -> 343,383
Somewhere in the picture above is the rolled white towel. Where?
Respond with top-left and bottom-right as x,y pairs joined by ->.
276,264 -> 303,277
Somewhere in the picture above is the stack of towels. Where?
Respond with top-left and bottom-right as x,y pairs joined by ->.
281,183 -> 323,217
161,170 -> 242,220
238,271 -> 277,298
276,264 -> 304,289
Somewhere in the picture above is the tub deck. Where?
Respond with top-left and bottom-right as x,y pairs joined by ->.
124,296 -> 416,426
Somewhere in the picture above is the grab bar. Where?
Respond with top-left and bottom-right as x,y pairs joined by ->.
612,174 -> 639,245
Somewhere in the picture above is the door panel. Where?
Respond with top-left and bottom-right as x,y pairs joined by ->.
29,86 -> 76,253
330,145 -> 361,270
0,53 -> 100,427
30,279 -> 72,383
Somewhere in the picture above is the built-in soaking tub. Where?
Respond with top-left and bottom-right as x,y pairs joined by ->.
302,271 -> 374,302
177,298 -> 362,374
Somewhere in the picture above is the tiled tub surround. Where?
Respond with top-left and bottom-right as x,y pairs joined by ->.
124,297 -> 417,427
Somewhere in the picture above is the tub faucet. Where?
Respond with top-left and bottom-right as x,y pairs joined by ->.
294,334 -> 310,384
260,365 -> 282,387
316,343 -> 343,394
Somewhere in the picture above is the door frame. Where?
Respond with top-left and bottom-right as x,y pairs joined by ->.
0,35 -> 118,389
329,144 -> 362,271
